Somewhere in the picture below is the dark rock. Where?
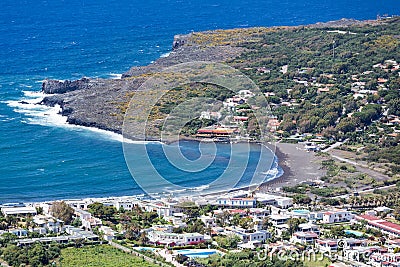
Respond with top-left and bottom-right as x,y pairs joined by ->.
40,95 -> 64,107
42,77 -> 91,94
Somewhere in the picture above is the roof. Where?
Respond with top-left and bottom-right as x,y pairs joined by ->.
356,214 -> 381,221
317,239 -> 338,246
1,206 -> 37,216
357,214 -> 400,235
294,231 -> 318,238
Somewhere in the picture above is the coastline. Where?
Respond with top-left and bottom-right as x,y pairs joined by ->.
260,142 -> 326,193
5,18 -> 359,204
6,92 -> 322,203
260,143 -> 292,192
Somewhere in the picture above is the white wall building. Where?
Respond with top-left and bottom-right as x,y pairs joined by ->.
322,210 -> 354,224
147,231 -> 204,246
73,208 -> 102,230
1,206 -> 37,217
290,231 -> 318,245
216,198 -> 256,208
228,228 -> 271,244
269,215 -> 290,226
33,214 -> 63,233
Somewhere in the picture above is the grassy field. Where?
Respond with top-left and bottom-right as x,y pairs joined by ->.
59,245 -> 159,267
302,253 -> 332,267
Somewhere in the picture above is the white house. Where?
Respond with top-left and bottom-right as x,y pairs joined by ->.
1,206 -> 37,217
100,225 -> 116,241
322,210 -> 354,224
199,215 -> 216,227
33,214 -> 63,233
147,231 -> 204,246
308,211 -> 324,222
8,228 -> 28,237
216,198 -> 256,208
113,200 -> 138,211
73,208 -> 102,230
290,231 -> 318,245
226,227 -> 271,244
316,239 -> 338,253
254,193 -> 293,209
298,223 -> 320,234
269,215 -> 290,226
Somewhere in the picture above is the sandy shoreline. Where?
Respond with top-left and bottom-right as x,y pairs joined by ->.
260,142 -> 326,193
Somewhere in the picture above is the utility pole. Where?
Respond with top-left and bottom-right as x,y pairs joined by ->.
333,40 -> 336,59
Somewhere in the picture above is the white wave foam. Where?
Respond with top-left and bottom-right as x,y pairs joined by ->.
160,52 -> 170,58
262,167 -> 279,176
6,90 -> 160,144
109,73 -> 122,79
22,90 -> 49,98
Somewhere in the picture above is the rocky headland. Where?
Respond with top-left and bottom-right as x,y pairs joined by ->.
38,18 -> 386,137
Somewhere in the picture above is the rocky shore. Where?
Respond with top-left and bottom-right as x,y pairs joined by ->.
38,18 -> 383,137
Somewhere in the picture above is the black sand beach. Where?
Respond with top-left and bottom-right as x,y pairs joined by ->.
260,143 -> 326,192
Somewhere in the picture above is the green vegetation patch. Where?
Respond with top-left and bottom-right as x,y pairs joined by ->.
59,245 -> 158,267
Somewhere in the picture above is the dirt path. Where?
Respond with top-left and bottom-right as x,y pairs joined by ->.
329,149 -> 391,181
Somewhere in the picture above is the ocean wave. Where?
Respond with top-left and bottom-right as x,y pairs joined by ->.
109,73 -> 122,79
6,91 -> 162,145
160,52 -> 171,58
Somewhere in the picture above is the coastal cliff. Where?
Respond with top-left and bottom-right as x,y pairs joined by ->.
38,18 -> 395,137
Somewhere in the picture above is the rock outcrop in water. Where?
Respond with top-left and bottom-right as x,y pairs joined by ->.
42,78 -> 92,94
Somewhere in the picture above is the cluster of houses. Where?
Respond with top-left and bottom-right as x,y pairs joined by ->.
0,205 -> 98,246
2,190 -> 400,266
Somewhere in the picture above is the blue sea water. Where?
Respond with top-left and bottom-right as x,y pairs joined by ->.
0,0 -> 399,203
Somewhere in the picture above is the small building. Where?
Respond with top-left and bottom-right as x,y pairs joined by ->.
100,226 -> 116,241
199,215 -> 216,227
9,228 -> 28,237
1,206 -> 37,217
322,210 -> 354,224
216,198 -> 256,208
316,239 -> 339,253
291,231 -> 318,245
269,215 -> 290,226
147,231 -> 204,246
33,214 -> 63,233
254,193 -> 293,209
114,200 -> 137,211
226,227 -> 271,244
298,223 -> 320,235
73,208 -> 102,230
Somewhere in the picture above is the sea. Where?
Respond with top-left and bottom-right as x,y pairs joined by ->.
0,0 -> 399,203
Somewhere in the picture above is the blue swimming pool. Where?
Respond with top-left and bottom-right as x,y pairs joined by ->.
345,230 -> 364,237
292,209 -> 310,214
134,247 -> 157,252
177,249 -> 219,258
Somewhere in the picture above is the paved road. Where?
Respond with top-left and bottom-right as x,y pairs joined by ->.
330,152 -> 391,181
322,140 -> 347,152
334,184 -> 396,199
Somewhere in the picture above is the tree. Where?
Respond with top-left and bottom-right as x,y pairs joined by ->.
330,226 -> 345,238
138,232 -> 149,245
50,201 -> 74,224
388,98 -> 400,116
88,202 -> 117,220
336,117 -> 358,133
287,218 -> 302,234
